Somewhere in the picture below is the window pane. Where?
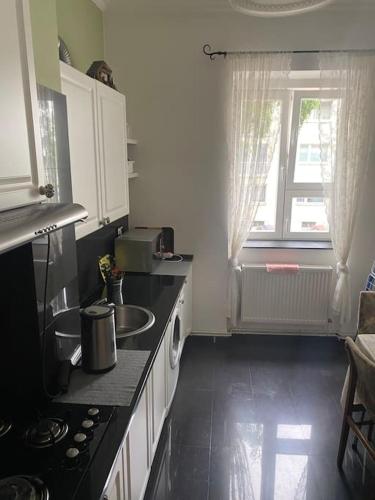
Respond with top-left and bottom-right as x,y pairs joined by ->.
250,146 -> 280,233
294,98 -> 337,183
298,144 -> 309,162
250,101 -> 281,234
290,197 -> 329,233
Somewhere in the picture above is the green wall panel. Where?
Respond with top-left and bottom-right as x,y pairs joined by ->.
56,0 -> 104,74
29,0 -> 104,91
29,0 -> 61,91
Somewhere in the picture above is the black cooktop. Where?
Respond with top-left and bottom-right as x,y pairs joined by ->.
0,403 -> 115,500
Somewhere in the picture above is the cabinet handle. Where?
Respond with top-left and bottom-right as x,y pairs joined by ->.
99,217 -> 111,226
39,184 -> 55,198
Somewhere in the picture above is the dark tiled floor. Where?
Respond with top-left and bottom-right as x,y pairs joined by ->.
144,335 -> 375,500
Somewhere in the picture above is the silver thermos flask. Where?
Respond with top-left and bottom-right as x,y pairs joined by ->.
80,304 -> 117,373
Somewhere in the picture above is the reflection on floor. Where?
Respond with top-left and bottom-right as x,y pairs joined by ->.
144,335 -> 375,500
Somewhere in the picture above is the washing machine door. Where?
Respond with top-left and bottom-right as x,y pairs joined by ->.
169,312 -> 181,369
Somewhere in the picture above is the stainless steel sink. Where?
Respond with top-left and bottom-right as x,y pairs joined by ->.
115,304 -> 155,338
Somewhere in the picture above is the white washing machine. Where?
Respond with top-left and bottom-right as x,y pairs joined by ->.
166,300 -> 183,410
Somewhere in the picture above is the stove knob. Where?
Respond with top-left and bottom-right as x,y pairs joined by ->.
81,419 -> 94,430
65,447 -> 80,459
73,432 -> 87,444
64,447 -> 80,469
87,407 -> 100,420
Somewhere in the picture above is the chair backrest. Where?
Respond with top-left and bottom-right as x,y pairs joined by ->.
346,337 -> 375,417
357,291 -> 375,335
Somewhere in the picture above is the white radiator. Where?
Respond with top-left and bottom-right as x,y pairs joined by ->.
241,265 -> 333,326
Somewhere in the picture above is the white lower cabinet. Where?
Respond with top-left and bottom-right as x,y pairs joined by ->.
151,338 -> 166,460
182,268 -> 193,338
126,385 -> 150,500
104,448 -> 126,500
104,298 -> 184,500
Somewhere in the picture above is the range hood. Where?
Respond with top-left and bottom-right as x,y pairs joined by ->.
0,203 -> 88,255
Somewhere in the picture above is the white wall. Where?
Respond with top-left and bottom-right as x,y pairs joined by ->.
104,4 -> 375,335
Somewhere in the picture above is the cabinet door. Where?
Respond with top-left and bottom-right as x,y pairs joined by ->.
164,319 -> 174,411
104,448 -> 125,500
96,82 -> 129,224
0,0 -> 44,211
151,338 -> 166,459
60,62 -> 102,239
183,268 -> 193,337
126,387 -> 150,500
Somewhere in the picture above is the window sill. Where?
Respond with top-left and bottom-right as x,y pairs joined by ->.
244,240 -> 333,250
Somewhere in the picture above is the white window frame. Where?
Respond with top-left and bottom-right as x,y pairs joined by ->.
248,86 -> 337,242
283,190 -> 330,240
249,91 -> 290,241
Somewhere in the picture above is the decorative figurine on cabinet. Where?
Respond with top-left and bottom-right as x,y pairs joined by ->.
86,61 -> 117,89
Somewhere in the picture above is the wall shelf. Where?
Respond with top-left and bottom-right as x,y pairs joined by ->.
128,172 -> 139,179
127,138 -> 138,145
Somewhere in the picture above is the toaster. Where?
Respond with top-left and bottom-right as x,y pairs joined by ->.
115,228 -> 161,273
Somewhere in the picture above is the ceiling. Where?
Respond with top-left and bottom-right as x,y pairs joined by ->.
107,0 -> 375,15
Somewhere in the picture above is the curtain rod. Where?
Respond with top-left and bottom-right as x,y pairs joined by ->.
203,44 -> 375,60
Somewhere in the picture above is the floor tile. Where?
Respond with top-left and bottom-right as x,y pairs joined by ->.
179,344 -> 215,391
309,453 -> 374,500
144,437 -> 210,500
172,387 -> 213,420
208,446 -> 322,500
145,335 -> 375,500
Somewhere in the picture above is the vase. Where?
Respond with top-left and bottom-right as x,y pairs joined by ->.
107,278 -> 123,305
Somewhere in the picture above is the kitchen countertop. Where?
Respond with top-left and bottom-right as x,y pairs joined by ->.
152,256 -> 193,276
74,256 -> 193,499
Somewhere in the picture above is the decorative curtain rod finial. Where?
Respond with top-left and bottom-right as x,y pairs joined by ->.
203,44 -> 227,60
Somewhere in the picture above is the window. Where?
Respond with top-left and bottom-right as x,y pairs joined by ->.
249,89 -> 337,241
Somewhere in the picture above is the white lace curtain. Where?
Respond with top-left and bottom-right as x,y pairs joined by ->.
226,53 -> 291,324
319,52 -> 375,324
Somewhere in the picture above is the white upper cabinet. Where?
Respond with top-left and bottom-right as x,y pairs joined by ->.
60,63 -> 102,239
60,62 -> 129,239
96,82 -> 129,224
0,0 -> 44,211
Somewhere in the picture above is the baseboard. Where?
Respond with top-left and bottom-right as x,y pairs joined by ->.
190,330 -> 231,337
231,329 -> 336,337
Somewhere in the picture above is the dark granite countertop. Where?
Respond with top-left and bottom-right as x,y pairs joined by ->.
74,257 -> 193,499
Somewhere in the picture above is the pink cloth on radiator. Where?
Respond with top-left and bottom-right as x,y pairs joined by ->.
266,263 -> 300,273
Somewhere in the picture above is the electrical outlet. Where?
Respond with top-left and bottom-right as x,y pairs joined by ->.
116,225 -> 124,237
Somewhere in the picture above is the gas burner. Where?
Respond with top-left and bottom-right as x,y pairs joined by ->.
0,475 -> 49,500
25,418 -> 68,449
0,417 -> 12,438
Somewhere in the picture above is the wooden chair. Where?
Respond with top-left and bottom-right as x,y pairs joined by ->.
352,291 -> 375,451
357,291 -> 375,337
337,337 -> 375,469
